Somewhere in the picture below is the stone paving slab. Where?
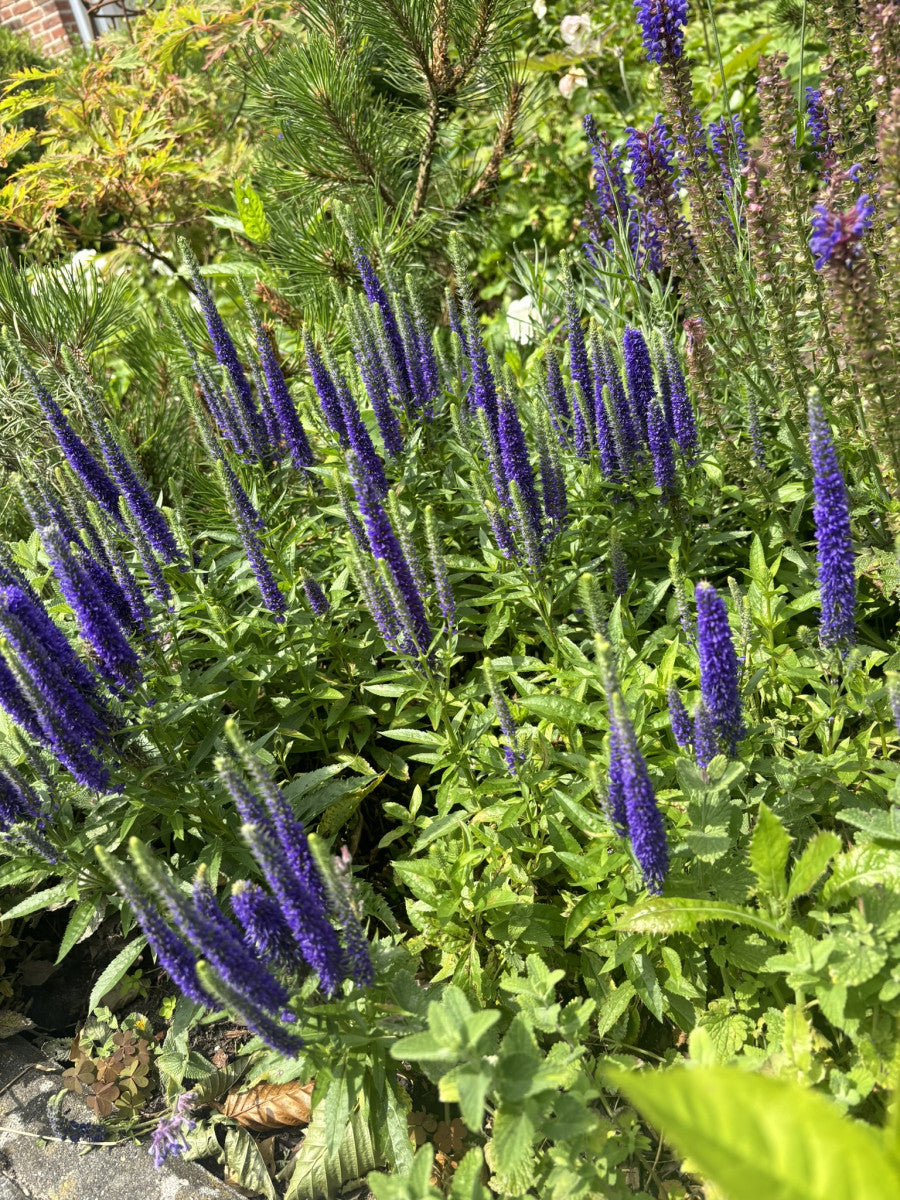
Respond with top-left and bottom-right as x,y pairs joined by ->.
0,1037 -> 244,1200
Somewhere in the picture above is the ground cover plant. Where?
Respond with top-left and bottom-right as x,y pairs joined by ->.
1,1 -> 900,1198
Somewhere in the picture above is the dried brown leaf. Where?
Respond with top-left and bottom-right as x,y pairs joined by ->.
222,1081 -> 314,1131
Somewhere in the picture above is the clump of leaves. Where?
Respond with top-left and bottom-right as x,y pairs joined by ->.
63,1009 -> 155,1119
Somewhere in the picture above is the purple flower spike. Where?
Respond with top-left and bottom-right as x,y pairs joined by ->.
304,335 -> 349,444
609,694 -> 669,893
216,464 -> 286,619
350,464 -> 432,655
696,582 -> 744,755
255,325 -> 314,470
498,395 -> 542,544
562,262 -> 592,433
590,336 -> 620,478
16,355 -> 121,520
664,334 -> 698,456
545,351 -> 571,441
484,660 -> 524,776
231,883 -> 297,969
334,364 -> 389,499
40,526 -> 140,688
668,687 -> 692,750
181,242 -> 267,457
647,398 -> 677,500
634,0 -> 690,64
623,327 -> 656,444
302,573 -> 330,617
808,395 -> 856,648
350,243 -> 414,409
693,701 -> 719,771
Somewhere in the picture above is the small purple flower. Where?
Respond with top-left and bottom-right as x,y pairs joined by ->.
708,114 -> 748,185
667,687 -> 692,750
15,352 -> 121,519
810,194 -> 874,270
232,883 -> 297,969
634,0 -> 690,64
804,87 -> 833,153
696,582 -> 744,755
808,395 -> 855,648
149,1099 -> 196,1168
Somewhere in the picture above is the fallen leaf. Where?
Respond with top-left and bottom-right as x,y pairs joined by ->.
211,1048 -> 229,1069
222,1081 -> 314,1131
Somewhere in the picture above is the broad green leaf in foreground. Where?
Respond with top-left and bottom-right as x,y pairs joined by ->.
609,1065 -> 900,1200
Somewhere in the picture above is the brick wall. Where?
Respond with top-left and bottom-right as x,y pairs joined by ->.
0,0 -> 80,56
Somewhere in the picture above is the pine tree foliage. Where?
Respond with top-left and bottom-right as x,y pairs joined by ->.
241,0 -> 531,299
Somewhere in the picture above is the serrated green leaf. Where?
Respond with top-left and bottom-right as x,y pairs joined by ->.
608,1064 -> 900,1200
618,898 -> 788,941
285,1106 -> 381,1200
487,1107 -> 535,1193
838,806 -> 900,845
787,832 -> 842,899
516,695 -> 604,729
439,1061 -> 492,1130
748,803 -> 791,900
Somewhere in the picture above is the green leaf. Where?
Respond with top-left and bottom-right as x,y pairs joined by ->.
224,1126 -> 277,1200
87,938 -> 147,1014
565,892 -> 612,943
286,1106 -> 381,1200
2,880 -> 72,921
487,1107 -> 536,1193
191,1058 -> 252,1104
449,1148 -> 491,1200
838,807 -> 900,845
322,1066 -> 352,1158
748,803 -> 792,900
608,1064 -> 900,1200
748,535 -> 770,590
439,1061 -> 492,1130
618,898 -> 788,941
516,695 -> 604,730
55,897 -> 100,964
787,832 -> 842,899
368,1146 -> 439,1200
234,178 -> 270,242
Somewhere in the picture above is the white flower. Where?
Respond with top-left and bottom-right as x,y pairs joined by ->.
560,14 -> 592,53
507,295 -> 541,344
558,67 -> 588,99
532,0 -> 547,18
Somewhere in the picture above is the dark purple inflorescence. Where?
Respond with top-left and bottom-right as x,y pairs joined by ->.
608,693 -> 669,893
667,686 -> 693,750
622,326 -> 656,443
350,462 -> 432,656
215,463 -> 287,620
625,115 -> 679,273
808,395 -> 856,648
695,582 -> 744,756
634,0 -> 690,64
693,699 -> 719,770
647,398 -> 678,500
0,584 -> 113,791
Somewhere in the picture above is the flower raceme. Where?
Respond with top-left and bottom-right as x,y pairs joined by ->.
634,0 -> 690,65
695,582 -> 744,756
98,730 -> 373,1057
808,395 -> 856,648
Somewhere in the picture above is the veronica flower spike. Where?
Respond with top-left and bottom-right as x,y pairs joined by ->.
808,394 -> 856,648
695,581 -> 744,755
